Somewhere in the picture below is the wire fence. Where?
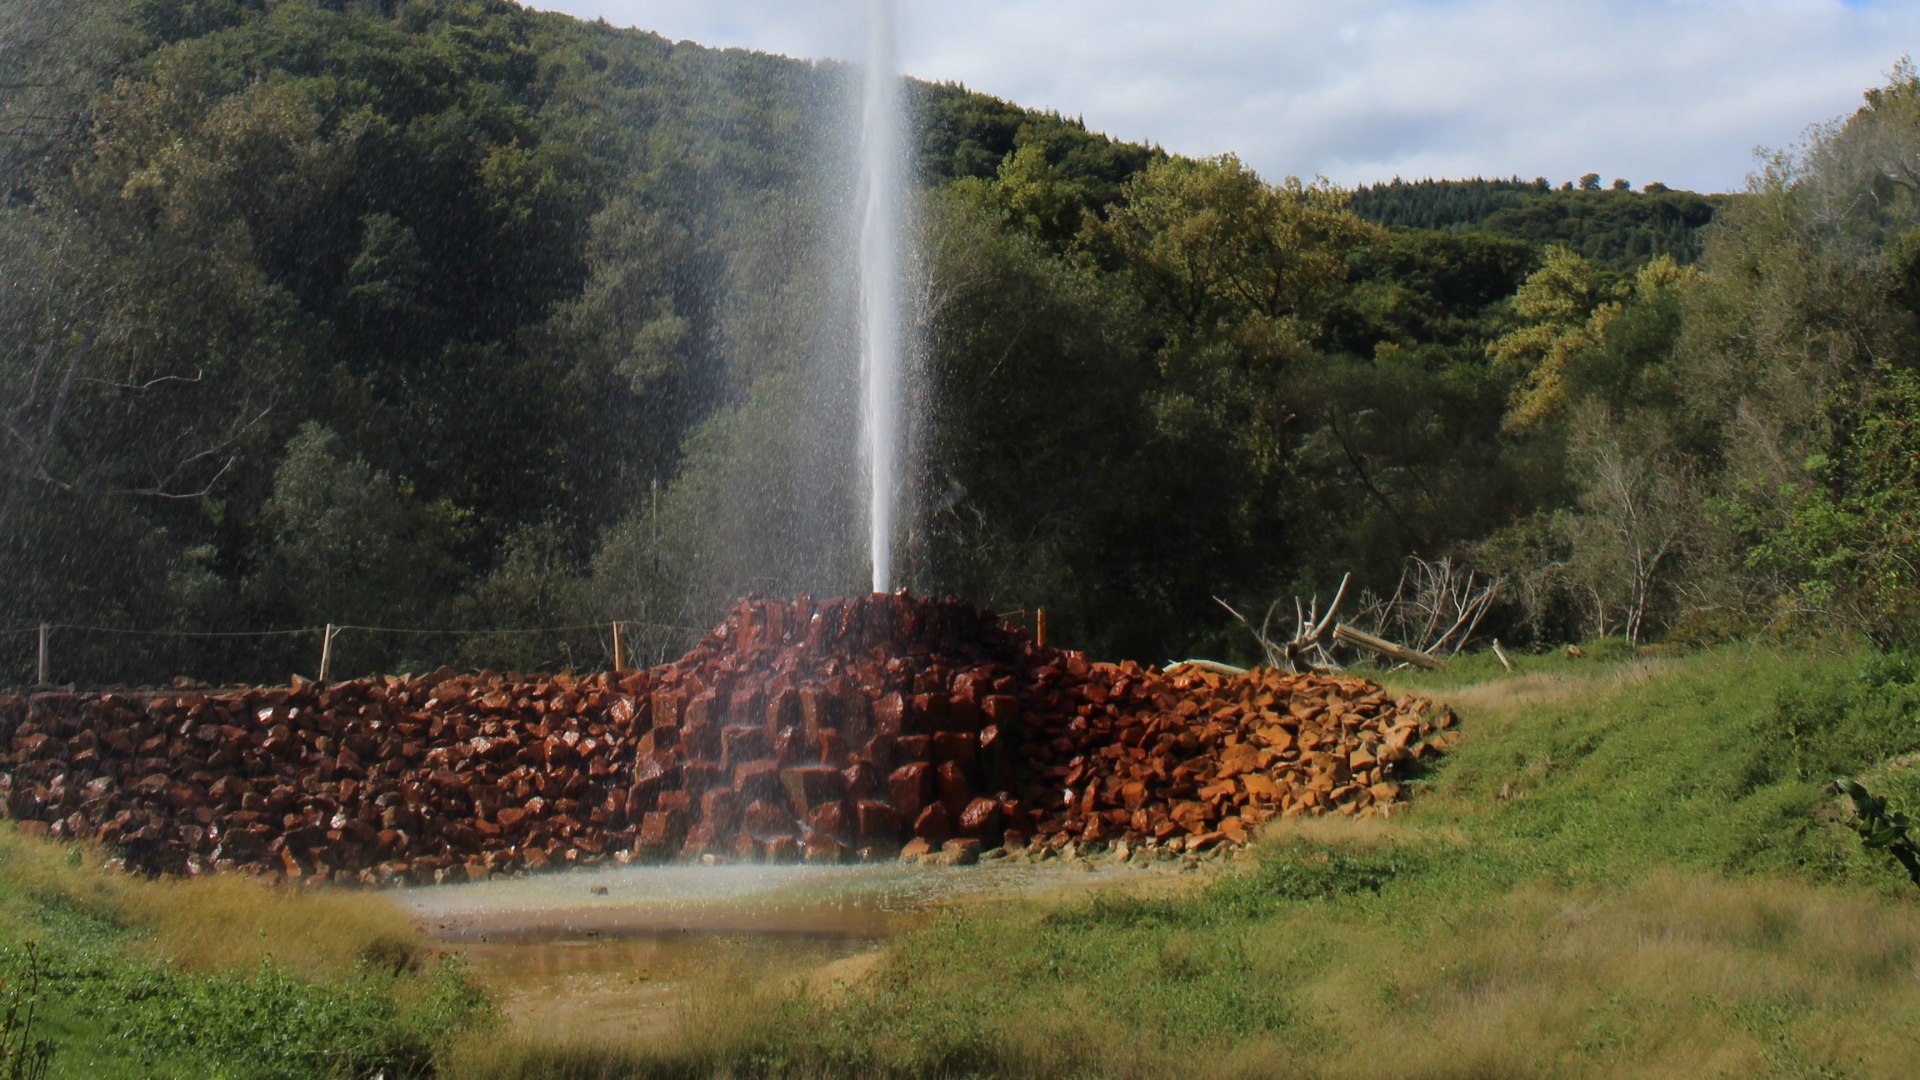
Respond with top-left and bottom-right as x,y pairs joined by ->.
0,617 -> 707,693
0,604 -> 1052,693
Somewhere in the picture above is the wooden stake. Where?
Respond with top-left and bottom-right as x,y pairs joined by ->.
611,620 -> 625,672
1491,638 -> 1514,675
36,623 -> 48,686
1035,608 -> 1047,650
318,624 -> 337,684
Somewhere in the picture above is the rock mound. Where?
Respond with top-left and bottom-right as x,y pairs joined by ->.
0,594 -> 1453,884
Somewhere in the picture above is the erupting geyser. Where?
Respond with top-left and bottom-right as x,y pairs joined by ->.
0,4 -> 1463,888
858,0 -> 905,594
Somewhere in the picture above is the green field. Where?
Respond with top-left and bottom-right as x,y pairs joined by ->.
7,644 -> 1920,1078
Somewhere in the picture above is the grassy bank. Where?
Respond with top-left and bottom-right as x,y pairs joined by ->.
453,644 -> 1920,1078
0,829 -> 490,1079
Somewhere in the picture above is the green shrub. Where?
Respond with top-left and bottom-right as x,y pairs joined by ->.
1763,652 -> 1920,782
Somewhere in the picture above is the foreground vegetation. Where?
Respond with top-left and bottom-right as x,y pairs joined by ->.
450,645 -> 1920,1078
0,830 -> 488,1078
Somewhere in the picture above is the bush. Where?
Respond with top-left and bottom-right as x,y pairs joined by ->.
1762,651 -> 1920,782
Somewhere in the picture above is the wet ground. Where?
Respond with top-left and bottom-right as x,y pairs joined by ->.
394,857 -> 1163,1041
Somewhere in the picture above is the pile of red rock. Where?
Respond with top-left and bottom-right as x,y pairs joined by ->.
1018,662 -> 1452,853
0,594 -> 1453,884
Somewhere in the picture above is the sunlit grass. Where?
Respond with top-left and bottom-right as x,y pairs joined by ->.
1304,872 -> 1920,1079
119,872 -> 426,979
0,828 -> 424,980
0,826 -> 487,1078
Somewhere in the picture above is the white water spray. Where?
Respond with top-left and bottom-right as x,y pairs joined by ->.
858,0 -> 903,595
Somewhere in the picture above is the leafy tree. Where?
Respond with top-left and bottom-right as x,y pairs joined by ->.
249,423 -> 467,630
1347,176 -> 1725,268
1486,246 -> 1626,432
1668,61 -> 1920,634
1091,155 -> 1379,475
1562,255 -> 1694,423
979,136 -> 1090,250
1750,368 -> 1920,645
453,521 -> 594,671
914,189 -> 1156,652
1,0 -> 139,191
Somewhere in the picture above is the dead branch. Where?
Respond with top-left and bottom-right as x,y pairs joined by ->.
1332,623 -> 1444,670
1219,573 -> 1353,674
1213,596 -> 1286,669
1167,658 -> 1250,677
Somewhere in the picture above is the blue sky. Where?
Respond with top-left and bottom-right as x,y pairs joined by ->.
528,0 -> 1917,193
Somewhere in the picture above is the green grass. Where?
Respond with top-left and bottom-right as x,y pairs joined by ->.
450,643 -> 1920,1078
0,832 -> 491,1079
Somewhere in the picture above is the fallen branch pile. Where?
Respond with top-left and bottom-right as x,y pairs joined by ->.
0,594 -> 1454,884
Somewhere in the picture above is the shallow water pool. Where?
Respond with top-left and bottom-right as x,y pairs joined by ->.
395,858 -> 1153,1040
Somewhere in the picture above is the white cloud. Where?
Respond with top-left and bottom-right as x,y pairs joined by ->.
528,0 -> 1916,192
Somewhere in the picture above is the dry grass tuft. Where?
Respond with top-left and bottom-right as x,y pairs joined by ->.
1305,872 -> 1920,1079
119,872 -> 426,979
1258,810 -> 1410,849
1401,656 -> 1674,733
0,824 -> 426,981
442,934 -> 864,1079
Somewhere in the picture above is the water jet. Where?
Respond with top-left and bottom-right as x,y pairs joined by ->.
858,0 -> 905,595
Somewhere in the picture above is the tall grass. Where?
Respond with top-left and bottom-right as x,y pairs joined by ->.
0,829 -> 426,979
0,828 -> 489,1079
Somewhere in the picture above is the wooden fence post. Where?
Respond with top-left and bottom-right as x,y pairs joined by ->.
36,623 -> 48,686
611,620 -> 625,672
317,624 -> 337,684
1035,609 -> 1047,650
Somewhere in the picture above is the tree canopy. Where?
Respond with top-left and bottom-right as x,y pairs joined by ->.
3,0 -> 1914,682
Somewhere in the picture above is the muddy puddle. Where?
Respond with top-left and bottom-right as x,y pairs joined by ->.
395,858 -> 1160,1041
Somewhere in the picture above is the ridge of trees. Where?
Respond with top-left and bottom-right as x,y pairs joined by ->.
1348,176 -> 1732,268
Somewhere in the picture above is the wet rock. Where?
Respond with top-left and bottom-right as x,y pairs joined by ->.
958,797 -> 1002,840
780,765 -> 845,817
854,800 -> 902,846
887,762 -> 932,821
912,802 -> 952,845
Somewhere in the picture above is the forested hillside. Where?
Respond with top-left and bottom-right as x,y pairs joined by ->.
2,0 -> 1917,683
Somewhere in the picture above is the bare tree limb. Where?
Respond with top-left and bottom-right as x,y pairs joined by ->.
1333,623 -> 1444,670
107,454 -> 235,500
79,366 -> 204,391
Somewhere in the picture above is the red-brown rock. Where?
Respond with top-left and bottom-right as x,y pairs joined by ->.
958,797 -> 1002,839
0,592 -> 1447,883
780,765 -> 845,816
912,802 -> 952,845
854,800 -> 902,846
888,762 -> 933,821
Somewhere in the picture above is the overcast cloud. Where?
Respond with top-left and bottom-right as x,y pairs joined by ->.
528,0 -> 1916,193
